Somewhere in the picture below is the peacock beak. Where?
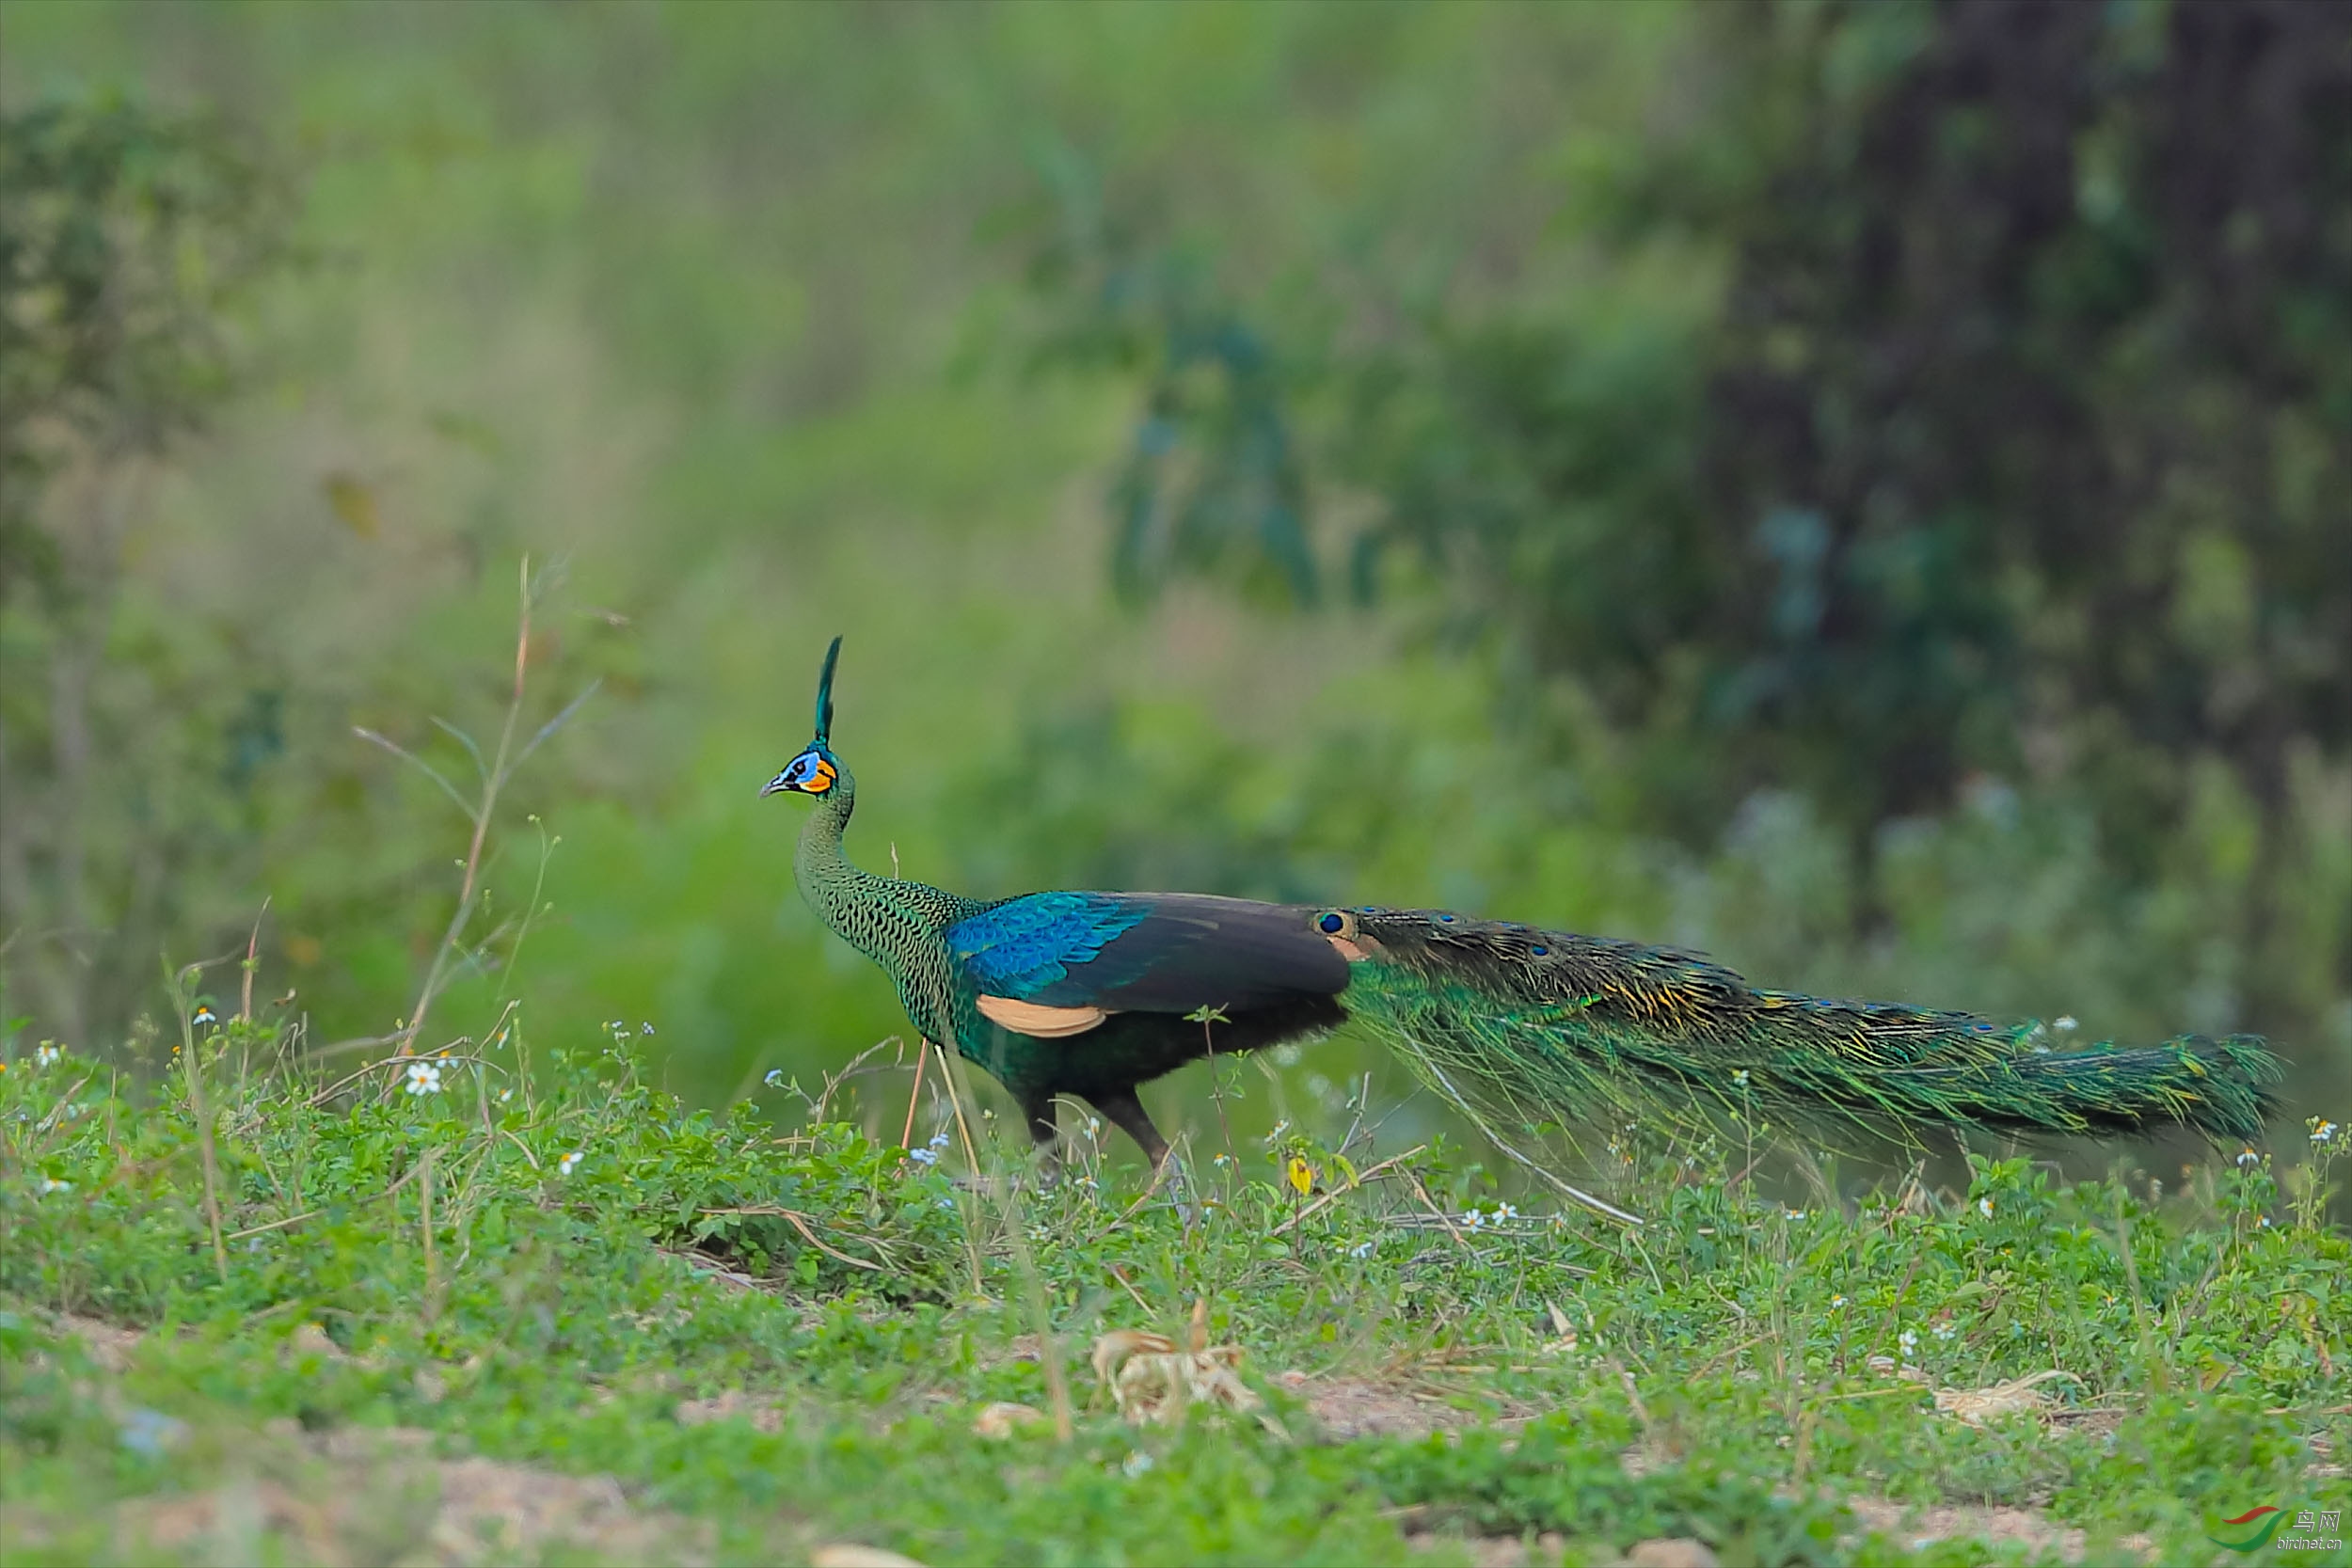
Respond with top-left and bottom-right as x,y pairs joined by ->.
759,771 -> 794,798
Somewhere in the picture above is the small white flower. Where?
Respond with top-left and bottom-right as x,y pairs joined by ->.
34,1043 -> 61,1068
640,1022 -> 655,1036
2235,1148 -> 2260,1168
1786,1209 -> 1806,1221
1498,1202 -> 1518,1220
2312,1120 -> 2339,1146
1978,1196 -> 1995,1218
763,1069 -> 786,1088
557,1150 -> 583,1177
498,1087 -> 514,1104
1086,1118 -> 1102,1139
404,1061 -> 443,1096
1121,1450 -> 1153,1478
1898,1327 -> 1918,1355
38,1178 -> 72,1195
1461,1209 -> 1485,1228
930,1131 -> 950,1149
1830,1294 -> 1847,1308
1348,1241 -> 1375,1259
2258,1214 -> 2272,1228
2054,1015 -> 2078,1032
1731,1069 -> 1750,1087
1932,1322 -> 1956,1341
908,1146 -> 941,1167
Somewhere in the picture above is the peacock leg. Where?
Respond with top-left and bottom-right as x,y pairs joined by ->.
1088,1085 -> 1169,1169
1091,1086 -> 1196,1222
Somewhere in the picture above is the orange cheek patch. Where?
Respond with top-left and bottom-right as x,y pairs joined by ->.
1327,936 -> 1369,962
811,761 -> 837,790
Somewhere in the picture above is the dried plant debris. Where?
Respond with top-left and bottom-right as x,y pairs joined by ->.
1089,1300 -> 1283,1436
971,1402 -> 1049,1439
809,1545 -> 927,1568
1932,1370 -> 2083,1426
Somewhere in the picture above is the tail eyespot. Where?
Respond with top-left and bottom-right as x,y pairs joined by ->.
1314,908 -> 1368,960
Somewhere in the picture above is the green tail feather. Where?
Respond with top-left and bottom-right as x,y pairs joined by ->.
1337,909 -> 2281,1147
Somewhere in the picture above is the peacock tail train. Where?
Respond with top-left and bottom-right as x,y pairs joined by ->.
1328,907 -> 2280,1148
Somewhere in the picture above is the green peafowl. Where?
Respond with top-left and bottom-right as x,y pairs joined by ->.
763,639 -> 2280,1192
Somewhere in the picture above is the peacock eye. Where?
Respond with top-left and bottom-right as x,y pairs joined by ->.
1317,912 -> 1344,935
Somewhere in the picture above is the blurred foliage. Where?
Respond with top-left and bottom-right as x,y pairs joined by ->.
0,96 -> 297,1048
1020,0 -> 2350,1058
0,2 -> 2344,1148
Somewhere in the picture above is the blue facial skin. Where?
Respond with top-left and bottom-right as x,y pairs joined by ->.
761,746 -> 836,797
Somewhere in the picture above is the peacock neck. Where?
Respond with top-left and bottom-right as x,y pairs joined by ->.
794,770 -> 886,953
792,766 -> 989,1060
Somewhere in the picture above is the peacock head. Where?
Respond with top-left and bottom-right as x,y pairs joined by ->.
761,635 -> 845,799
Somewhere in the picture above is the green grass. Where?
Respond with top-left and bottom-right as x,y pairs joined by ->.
2,1013 -> 2345,1566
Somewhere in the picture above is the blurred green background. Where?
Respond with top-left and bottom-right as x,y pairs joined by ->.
4,1 -> 2345,1153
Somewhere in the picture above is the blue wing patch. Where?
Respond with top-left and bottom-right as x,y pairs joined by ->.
948,893 -> 1151,1000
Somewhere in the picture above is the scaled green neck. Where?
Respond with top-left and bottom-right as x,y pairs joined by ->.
792,765 -> 986,1056
793,767 -> 885,947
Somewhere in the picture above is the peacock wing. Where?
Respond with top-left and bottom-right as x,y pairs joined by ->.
948,892 -> 1348,1016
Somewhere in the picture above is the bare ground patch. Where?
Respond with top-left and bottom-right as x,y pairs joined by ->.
103,1425 -> 716,1567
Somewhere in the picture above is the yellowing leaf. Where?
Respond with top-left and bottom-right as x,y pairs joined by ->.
1286,1155 -> 1313,1196
324,472 -> 380,538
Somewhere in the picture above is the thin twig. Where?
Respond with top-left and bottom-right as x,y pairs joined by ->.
239,896 -> 270,1022
1104,1262 -> 1155,1316
930,1039 -> 993,1300
1403,1168 -> 1472,1251
302,1051 -> 494,1110
1192,1006 -> 1238,1169
697,1206 -> 890,1272
420,1148 -> 440,1321
1414,1053 -> 1644,1226
899,1040 -> 929,1151
168,961 -> 228,1284
810,1037 -> 902,1123
225,1154 -> 434,1242
1268,1145 -> 1427,1237
396,558 -> 536,1057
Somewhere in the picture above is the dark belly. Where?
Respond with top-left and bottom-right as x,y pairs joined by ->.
993,994 -> 1348,1101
